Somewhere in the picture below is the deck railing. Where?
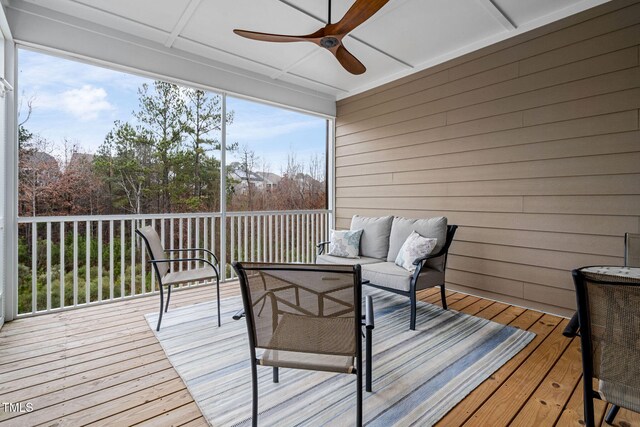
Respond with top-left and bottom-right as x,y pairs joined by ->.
16,209 -> 330,317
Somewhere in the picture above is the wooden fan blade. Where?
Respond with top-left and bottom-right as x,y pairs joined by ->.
328,0 -> 390,35
233,29 -> 312,43
334,45 -> 366,75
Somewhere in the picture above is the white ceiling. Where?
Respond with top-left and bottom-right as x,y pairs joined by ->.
4,0 -> 611,101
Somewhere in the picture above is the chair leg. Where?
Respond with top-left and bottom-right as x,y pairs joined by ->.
440,284 -> 447,310
356,368 -> 363,426
156,285 -> 164,332
251,359 -> 259,427
583,381 -> 596,427
216,275 -> 221,327
410,291 -> 417,331
605,405 -> 620,425
273,367 -> 279,383
165,285 -> 172,313
366,327 -> 372,392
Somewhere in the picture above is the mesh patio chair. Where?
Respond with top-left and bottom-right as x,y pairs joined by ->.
625,232 -> 640,267
571,266 -> 640,427
232,262 -> 374,427
136,225 -> 220,331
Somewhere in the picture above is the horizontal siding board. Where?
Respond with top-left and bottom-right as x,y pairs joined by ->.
447,270 -> 524,298
336,209 -> 639,242
523,195 -> 640,215
337,63 -> 519,123
336,110 -> 637,158
518,23 -> 640,76
336,196 -> 524,213
523,88 -> 640,126
390,152 -> 640,185
456,227 -> 624,258
447,255 -> 575,290
334,1 -> 640,314
337,47 -> 636,128
336,71 -> 450,122
446,67 -> 640,125
336,131 -> 640,177
336,174 -> 640,198
522,283 -> 577,309
452,241 -> 622,272
336,112 -> 447,146
446,282 -> 576,317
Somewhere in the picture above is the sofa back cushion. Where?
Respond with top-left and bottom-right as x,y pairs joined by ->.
350,215 -> 393,259
387,217 -> 448,270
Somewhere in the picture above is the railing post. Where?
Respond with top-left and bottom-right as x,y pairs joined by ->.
220,93 -> 227,280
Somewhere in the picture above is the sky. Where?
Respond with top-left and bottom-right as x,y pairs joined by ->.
17,48 -> 327,175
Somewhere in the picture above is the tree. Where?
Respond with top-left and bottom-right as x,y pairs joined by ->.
238,146 -> 259,211
95,121 -> 151,214
135,81 -> 185,212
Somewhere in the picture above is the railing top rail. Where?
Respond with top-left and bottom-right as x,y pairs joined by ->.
17,209 -> 331,223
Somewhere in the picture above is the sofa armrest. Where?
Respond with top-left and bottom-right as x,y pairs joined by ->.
412,224 -> 458,266
316,241 -> 331,256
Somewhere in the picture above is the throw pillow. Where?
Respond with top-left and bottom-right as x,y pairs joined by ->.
395,231 -> 437,273
328,229 -> 363,259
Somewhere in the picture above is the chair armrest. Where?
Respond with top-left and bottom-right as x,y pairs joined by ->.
149,257 -> 219,275
562,311 -> 580,337
316,241 -> 331,255
166,248 -> 219,265
412,251 -> 445,266
363,295 -> 374,330
232,309 -> 245,320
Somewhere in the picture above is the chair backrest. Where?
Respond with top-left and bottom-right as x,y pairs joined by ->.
233,262 -> 362,357
625,233 -> 640,267
573,266 -> 640,412
136,226 -> 169,278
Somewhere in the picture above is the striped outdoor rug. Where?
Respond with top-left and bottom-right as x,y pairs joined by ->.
145,289 -> 535,426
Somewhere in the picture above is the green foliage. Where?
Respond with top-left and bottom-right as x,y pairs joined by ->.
93,81 -> 234,215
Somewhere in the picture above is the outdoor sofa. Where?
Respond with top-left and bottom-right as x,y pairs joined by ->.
317,215 -> 457,330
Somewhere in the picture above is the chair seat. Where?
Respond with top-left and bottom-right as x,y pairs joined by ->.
163,266 -> 217,286
261,349 -> 354,374
260,313 -> 356,373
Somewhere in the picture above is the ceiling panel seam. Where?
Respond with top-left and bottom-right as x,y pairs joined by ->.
164,0 -> 202,48
475,0 -> 517,30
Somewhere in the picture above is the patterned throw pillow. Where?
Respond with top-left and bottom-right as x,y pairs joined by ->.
395,231 -> 437,272
328,229 -> 363,259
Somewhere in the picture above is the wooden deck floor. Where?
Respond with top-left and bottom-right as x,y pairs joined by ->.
0,283 -> 638,427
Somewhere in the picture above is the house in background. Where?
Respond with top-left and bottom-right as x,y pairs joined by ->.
256,171 -> 282,192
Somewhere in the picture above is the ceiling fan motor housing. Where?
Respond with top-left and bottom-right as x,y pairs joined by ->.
320,36 -> 340,49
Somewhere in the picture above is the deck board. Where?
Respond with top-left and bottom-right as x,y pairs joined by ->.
0,283 -> 638,426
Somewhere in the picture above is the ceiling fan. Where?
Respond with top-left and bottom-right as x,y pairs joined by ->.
233,0 -> 390,75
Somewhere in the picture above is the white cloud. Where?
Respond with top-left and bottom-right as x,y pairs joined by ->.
30,84 -> 115,121
59,85 -> 115,121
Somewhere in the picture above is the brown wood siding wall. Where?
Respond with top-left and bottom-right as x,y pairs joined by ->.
334,0 -> 640,316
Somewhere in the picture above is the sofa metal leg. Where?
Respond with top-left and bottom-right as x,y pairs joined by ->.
410,291 -> 417,331
440,284 -> 447,310
156,285 -> 164,332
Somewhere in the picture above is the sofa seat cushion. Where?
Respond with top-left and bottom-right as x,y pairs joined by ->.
316,254 -> 382,266
362,262 -> 446,292
362,262 -> 413,292
387,217 -> 448,270
350,215 -> 393,259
